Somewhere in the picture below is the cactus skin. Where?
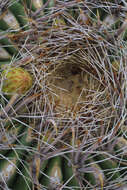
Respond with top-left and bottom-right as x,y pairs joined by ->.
2,67 -> 32,95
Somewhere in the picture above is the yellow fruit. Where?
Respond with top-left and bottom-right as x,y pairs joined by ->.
2,67 -> 32,95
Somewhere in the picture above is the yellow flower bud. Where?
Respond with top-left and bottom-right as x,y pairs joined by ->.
2,67 -> 32,95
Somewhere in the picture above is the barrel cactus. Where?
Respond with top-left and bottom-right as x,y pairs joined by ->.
0,0 -> 127,190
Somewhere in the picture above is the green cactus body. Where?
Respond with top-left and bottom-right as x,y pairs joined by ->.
1,10 -> 20,30
0,0 -> 28,30
0,30 -> 18,56
19,0 -> 43,12
40,156 -> 63,189
12,160 -> 32,190
84,160 -> 105,189
9,0 -> 28,30
0,125 -> 33,187
94,154 -> 121,181
62,158 -> 80,190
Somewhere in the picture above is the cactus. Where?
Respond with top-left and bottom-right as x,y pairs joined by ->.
0,0 -> 127,190
2,67 -> 33,95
